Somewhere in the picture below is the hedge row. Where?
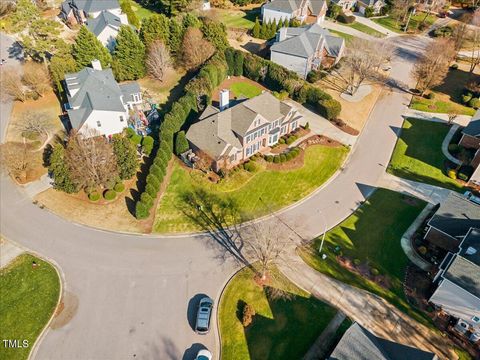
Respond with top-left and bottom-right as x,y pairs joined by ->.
135,52 -> 229,219
264,147 -> 301,163
225,48 -> 341,120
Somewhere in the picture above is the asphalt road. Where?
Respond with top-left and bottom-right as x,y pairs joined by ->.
0,35 -> 430,360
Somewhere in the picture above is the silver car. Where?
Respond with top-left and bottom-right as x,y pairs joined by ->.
195,297 -> 213,334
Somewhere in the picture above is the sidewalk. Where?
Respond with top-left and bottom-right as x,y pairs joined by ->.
0,238 -> 24,269
279,255 -> 454,359
352,13 -> 395,37
22,174 -> 52,198
403,108 -> 471,127
442,125 -> 462,166
322,20 -> 374,40
378,173 -> 453,205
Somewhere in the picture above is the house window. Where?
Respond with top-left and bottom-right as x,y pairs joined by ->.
473,316 -> 480,323
133,93 -> 140,102
269,123 -> 272,130
281,125 -> 287,135
97,121 -> 101,127
292,121 -> 297,130
246,148 -> 251,156
120,116 -> 124,122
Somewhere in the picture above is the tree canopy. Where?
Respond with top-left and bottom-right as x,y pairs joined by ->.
72,26 -> 112,69
112,26 -> 146,81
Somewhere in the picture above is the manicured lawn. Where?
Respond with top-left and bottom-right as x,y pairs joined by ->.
230,82 -> 263,99
298,188 -> 432,327
373,13 -> 437,33
219,266 -> 339,360
131,2 -> 158,21
328,30 -> 355,42
154,145 -> 349,233
387,118 -> 465,192
0,254 -> 60,360
409,68 -> 479,116
216,8 -> 260,29
343,21 -> 385,38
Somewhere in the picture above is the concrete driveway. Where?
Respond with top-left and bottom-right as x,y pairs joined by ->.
0,35 -> 437,360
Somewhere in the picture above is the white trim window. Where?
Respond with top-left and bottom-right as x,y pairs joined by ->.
133,93 -> 141,102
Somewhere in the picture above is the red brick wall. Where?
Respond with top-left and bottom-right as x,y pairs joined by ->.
472,149 -> 480,168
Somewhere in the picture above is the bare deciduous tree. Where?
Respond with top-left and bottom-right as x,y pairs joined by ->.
466,9 -> 480,73
452,22 -> 468,54
65,128 -> 119,191
0,142 -> 31,181
146,40 -> 172,82
181,27 -> 215,70
1,68 -> 28,102
22,61 -> 51,97
15,110 -> 54,141
0,0 -> 16,16
412,38 -> 456,96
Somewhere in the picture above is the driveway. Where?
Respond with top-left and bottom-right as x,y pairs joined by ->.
0,36 -> 439,359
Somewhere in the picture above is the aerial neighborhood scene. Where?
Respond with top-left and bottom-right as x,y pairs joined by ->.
2,0 -> 480,359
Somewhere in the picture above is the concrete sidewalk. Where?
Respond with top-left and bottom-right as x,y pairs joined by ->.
322,20 -> 374,40
22,174 -> 52,198
404,108 -> 471,127
280,255 -> 454,359
352,13 -> 395,37
442,125 -> 462,166
0,238 -> 24,268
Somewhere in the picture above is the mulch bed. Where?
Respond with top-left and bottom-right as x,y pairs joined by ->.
330,120 -> 360,136
298,135 -> 343,148
337,256 -> 392,290
264,150 -> 306,171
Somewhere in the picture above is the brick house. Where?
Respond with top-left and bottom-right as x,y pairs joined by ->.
262,0 -> 327,24
459,112 -> 480,186
59,0 -> 126,27
186,91 -> 303,171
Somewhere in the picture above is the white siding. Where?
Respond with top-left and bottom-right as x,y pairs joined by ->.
270,50 -> 309,79
262,8 -> 292,24
97,27 -> 119,51
81,109 -> 128,138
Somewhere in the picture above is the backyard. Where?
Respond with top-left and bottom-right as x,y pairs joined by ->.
0,254 -> 60,360
153,144 -> 349,233
298,188 -> 431,327
219,266 -> 346,360
372,12 -> 437,33
213,7 -> 260,30
410,66 -> 479,116
387,118 -> 464,192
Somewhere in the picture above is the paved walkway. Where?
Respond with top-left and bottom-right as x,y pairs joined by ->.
280,256 -> 454,359
285,99 -> 358,147
400,204 -> 435,271
0,238 -> 24,268
442,125 -> 463,166
322,20 -> 374,40
352,13 -> 395,37
304,310 -> 346,360
379,173 -> 453,205
22,174 -> 52,198
404,108 -> 471,127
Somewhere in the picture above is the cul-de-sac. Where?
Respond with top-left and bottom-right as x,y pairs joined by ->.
0,0 -> 480,359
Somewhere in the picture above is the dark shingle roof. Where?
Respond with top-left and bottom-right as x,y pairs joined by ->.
329,323 -> 437,360
427,193 -> 480,238
86,10 -> 121,37
445,255 -> 480,298
61,0 -> 120,15
271,23 -> 344,59
463,109 -> 480,137
263,0 -> 303,12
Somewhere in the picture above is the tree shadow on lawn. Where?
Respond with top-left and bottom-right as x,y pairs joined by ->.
243,286 -> 334,360
432,68 -> 480,104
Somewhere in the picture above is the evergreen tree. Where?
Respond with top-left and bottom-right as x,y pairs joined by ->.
252,18 -> 261,38
260,21 -> 267,39
233,51 -> 244,77
225,48 -> 235,76
175,131 -> 189,155
278,18 -> 285,30
140,14 -> 170,47
49,51 -> 78,93
112,26 -> 146,81
48,144 -> 78,194
201,19 -> 228,51
112,134 -> 139,180
182,13 -> 201,29
269,19 -> 277,39
168,18 -> 183,57
120,0 -> 140,28
72,26 -> 112,68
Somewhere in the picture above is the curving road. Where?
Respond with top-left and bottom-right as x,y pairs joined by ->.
0,35 -> 431,360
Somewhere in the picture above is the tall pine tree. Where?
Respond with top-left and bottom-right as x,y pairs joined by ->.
252,18 -> 261,38
72,26 -> 112,68
168,18 -> 183,57
120,0 -> 140,28
112,26 -> 146,81
140,14 -> 170,47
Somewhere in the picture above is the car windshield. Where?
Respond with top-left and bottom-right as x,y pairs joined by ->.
197,356 -> 209,360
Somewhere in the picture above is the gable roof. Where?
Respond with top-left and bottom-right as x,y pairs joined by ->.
65,67 -> 133,129
463,109 -> 480,137
61,0 -> 120,15
328,323 -> 437,360
263,0 -> 304,13
86,10 -> 122,37
271,23 -> 344,59
186,92 -> 292,159
427,192 -> 480,239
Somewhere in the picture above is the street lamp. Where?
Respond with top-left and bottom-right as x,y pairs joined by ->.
318,209 -> 327,259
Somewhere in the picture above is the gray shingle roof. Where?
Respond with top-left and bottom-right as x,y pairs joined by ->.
263,0 -> 303,12
445,255 -> 480,298
271,23 -> 344,59
309,0 -> 326,14
86,10 -> 121,37
61,0 -> 120,15
463,109 -> 480,137
119,82 -> 141,103
427,192 -> 480,239
329,323 -> 437,360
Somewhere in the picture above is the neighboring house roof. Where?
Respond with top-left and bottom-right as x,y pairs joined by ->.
65,67 -> 138,130
427,192 -> 480,239
263,0 -> 304,13
271,23 -> 344,59
186,92 -> 292,159
463,109 -> 480,137
60,0 -> 120,16
328,323 -> 438,360
119,82 -> 141,103
86,10 -> 122,37
309,0 -> 327,14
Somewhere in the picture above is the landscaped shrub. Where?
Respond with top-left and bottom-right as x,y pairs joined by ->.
468,97 -> 480,109
286,135 -> 297,145
135,201 -> 149,219
145,183 -> 158,198
426,92 -> 435,100
114,182 -> 125,193
353,258 -> 361,266
286,152 -> 294,161
448,143 -> 460,154
140,192 -> 154,208
447,169 -> 457,179
317,99 -> 341,120
142,136 -> 154,156
364,6 -> 374,18
304,122 -> 310,130
103,189 -> 117,201
146,174 -> 161,191
242,303 -> 255,327
371,268 -> 379,276
450,63 -> 459,70
273,90 -> 289,100
265,155 -> 274,162
278,137 -> 286,145
280,154 -> 287,162
130,133 -> 142,146
273,156 -> 280,163
418,246 -> 427,255
243,161 -> 257,172
462,92 -> 473,104
307,70 -> 321,83
88,191 -> 101,202
337,13 -> 355,24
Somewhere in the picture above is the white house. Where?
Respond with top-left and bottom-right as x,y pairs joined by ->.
330,0 -> 357,11
270,24 -> 345,78
86,10 -> 126,51
60,0 -> 127,26
64,60 -> 142,138
357,0 -> 385,15
262,0 -> 327,24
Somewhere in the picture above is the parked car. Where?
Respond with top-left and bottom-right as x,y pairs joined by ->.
195,349 -> 212,360
464,191 -> 480,205
195,297 -> 213,334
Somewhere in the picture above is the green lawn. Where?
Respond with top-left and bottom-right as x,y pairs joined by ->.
0,254 -> 60,360
328,30 -> 355,42
154,145 -> 349,233
131,2 -> 158,21
299,188 -> 432,327
216,8 -> 260,29
343,21 -> 385,38
410,96 -> 476,116
387,118 -> 464,192
230,82 -> 263,99
219,266 -> 340,360
373,13 -> 437,33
